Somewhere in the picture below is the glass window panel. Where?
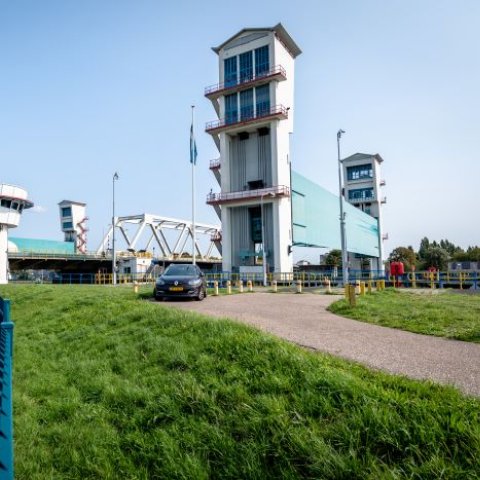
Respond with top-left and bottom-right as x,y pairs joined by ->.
348,188 -> 374,200
347,164 -> 373,181
240,89 -> 254,120
255,45 -> 269,76
255,84 -> 270,117
225,93 -> 238,124
239,51 -> 253,83
224,57 -> 237,87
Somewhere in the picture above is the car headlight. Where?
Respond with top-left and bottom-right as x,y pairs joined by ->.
188,279 -> 201,286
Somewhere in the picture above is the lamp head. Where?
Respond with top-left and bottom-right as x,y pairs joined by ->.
337,129 -> 345,139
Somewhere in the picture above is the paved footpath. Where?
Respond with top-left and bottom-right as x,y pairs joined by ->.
167,292 -> 480,397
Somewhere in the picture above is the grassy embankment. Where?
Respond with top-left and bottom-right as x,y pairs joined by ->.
1,284 -> 479,479
328,288 -> 480,343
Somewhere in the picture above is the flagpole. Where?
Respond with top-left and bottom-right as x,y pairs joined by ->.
191,105 -> 196,266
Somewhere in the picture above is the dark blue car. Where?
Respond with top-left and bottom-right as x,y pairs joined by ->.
154,263 -> 207,301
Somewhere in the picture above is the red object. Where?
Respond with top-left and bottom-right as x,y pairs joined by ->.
390,262 -> 405,276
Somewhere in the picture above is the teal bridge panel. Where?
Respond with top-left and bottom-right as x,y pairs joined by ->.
9,237 -> 75,254
292,171 -> 379,257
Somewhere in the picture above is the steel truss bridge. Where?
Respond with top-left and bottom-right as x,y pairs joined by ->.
97,214 -> 222,259
8,214 -> 222,274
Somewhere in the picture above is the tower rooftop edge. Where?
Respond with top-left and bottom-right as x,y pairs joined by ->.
212,23 -> 302,58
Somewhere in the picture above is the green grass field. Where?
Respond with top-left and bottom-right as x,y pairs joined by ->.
1,284 -> 479,479
328,288 -> 480,343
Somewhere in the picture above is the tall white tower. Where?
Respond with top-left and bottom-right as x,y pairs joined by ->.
205,24 -> 301,274
342,153 -> 386,271
0,184 -> 34,284
58,200 -> 88,253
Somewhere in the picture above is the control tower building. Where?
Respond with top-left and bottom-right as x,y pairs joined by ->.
205,24 -> 301,274
58,200 -> 88,253
0,183 -> 34,284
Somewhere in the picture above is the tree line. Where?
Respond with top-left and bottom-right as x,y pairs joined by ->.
388,238 -> 480,271
323,238 -> 480,271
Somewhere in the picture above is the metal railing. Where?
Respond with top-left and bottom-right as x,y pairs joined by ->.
0,297 -> 14,479
205,104 -> 288,133
206,185 -> 290,205
209,158 -> 221,169
204,65 -> 287,96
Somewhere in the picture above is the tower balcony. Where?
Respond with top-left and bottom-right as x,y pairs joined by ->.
209,158 -> 221,170
205,105 -> 288,135
206,185 -> 290,206
348,195 -> 375,204
204,65 -> 287,100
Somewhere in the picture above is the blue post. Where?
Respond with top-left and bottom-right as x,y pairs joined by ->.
0,298 -> 14,480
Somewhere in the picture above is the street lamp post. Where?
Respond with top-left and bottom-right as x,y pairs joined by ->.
337,129 -> 348,286
112,172 -> 119,285
261,191 -> 275,287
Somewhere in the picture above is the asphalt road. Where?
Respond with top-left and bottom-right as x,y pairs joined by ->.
165,292 -> 480,397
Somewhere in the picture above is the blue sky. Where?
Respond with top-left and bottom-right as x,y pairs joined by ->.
1,0 -> 479,260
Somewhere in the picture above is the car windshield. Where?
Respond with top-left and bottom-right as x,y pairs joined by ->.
164,265 -> 198,276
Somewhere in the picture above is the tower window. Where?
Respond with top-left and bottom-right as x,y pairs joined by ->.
255,45 -> 269,76
255,84 -> 270,117
224,57 -> 237,87
347,164 -> 373,180
225,93 -> 238,124
240,89 -> 254,120
61,206 -> 72,217
239,51 -> 253,83
348,188 -> 374,201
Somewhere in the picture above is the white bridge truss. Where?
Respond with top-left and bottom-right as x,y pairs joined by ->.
96,214 -> 222,260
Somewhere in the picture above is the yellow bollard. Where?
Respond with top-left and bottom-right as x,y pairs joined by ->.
326,279 -> 332,294
345,284 -> 350,298
360,281 -> 366,296
133,281 -> 139,293
356,280 -> 361,294
411,273 -> 416,289
227,280 -> 232,295
272,280 -> 278,292
348,284 -> 356,306
213,281 -> 219,296
459,272 -> 463,290
367,280 -> 372,294
247,280 -> 253,292
296,280 -> 303,293
239,280 -> 244,293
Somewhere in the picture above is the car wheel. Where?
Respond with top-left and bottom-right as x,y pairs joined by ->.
196,288 -> 206,301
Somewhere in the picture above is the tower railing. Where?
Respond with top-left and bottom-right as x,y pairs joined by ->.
205,104 -> 288,133
209,158 -> 221,169
206,185 -> 290,205
204,65 -> 287,97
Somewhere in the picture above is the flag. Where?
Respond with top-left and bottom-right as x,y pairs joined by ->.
190,122 -> 198,165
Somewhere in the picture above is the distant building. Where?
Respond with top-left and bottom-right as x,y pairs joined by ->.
342,153 -> 386,271
58,200 -> 88,253
0,183 -> 33,284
